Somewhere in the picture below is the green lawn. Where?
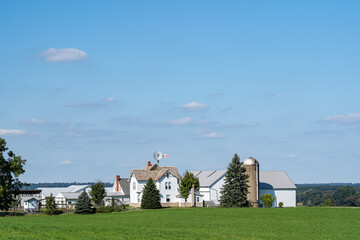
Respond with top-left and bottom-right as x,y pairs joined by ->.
0,207 -> 359,239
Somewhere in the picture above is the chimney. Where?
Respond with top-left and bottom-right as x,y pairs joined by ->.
147,161 -> 151,168
116,175 -> 120,192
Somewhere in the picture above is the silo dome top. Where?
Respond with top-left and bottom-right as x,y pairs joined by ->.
243,157 -> 257,165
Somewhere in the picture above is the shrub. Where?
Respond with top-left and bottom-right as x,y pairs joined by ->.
278,202 -> 284,208
261,193 -> 275,208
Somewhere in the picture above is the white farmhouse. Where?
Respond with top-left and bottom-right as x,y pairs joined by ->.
104,175 -> 130,206
129,161 -> 181,207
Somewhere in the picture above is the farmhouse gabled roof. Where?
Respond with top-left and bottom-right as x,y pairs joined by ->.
192,170 -> 227,187
259,171 -> 296,189
131,164 -> 181,181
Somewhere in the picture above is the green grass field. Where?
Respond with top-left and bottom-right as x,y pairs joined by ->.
1,207 -> 359,239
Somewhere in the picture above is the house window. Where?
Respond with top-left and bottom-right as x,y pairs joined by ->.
165,182 -> 168,190
166,195 -> 170,202
197,197 -> 199,202
133,182 -> 136,190
137,194 -> 141,203
165,182 -> 171,190
168,182 -> 171,190
167,172 -> 169,178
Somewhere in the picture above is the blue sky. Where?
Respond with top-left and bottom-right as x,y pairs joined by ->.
1,1 -> 359,183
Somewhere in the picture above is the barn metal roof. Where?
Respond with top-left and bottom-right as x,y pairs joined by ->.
192,170 -> 227,187
259,171 -> 296,189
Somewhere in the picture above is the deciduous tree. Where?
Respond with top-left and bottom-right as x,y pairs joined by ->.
0,138 -> 26,211
220,153 -> 250,207
179,170 -> 200,202
90,181 -> 106,206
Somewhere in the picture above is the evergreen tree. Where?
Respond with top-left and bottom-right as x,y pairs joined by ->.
180,170 -> 200,202
141,178 -> 161,209
45,193 -> 57,215
75,190 -> 93,214
90,181 -> 106,206
220,153 -> 250,207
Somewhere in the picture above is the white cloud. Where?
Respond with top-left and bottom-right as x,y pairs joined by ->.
181,102 -> 208,111
170,117 -> 192,125
105,97 -> 117,102
20,118 -> 49,125
40,48 -> 88,62
0,129 -> 27,136
324,113 -> 360,124
194,130 -> 224,139
60,160 -> 71,164
283,154 -> 297,158
20,118 -> 67,126
194,120 -> 216,125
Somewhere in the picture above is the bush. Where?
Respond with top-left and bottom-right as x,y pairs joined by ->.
95,206 -> 124,213
261,194 -> 275,208
278,202 -> 284,208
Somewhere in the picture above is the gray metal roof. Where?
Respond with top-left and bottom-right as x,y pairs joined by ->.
119,179 -> 130,196
192,170 -> 227,187
57,192 -> 83,199
259,171 -> 296,189
39,187 -> 69,198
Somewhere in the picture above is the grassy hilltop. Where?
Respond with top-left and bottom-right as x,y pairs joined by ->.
1,207 -> 359,239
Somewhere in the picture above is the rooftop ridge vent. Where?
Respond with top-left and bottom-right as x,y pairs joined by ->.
207,171 -> 217,178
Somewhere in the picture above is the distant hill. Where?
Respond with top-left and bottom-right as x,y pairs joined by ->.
296,183 -> 360,187
22,182 -> 114,189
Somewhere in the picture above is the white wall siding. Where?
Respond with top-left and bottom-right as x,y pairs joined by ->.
158,174 -> 179,203
259,189 -> 296,208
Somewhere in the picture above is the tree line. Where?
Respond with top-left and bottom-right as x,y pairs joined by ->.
296,184 -> 360,207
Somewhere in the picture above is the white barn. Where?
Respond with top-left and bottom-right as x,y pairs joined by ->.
259,171 -> 297,207
193,166 -> 296,208
192,170 -> 226,206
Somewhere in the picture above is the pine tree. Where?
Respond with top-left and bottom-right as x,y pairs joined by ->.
220,153 -> 250,207
141,178 -> 161,209
75,190 -> 93,214
45,193 -> 57,215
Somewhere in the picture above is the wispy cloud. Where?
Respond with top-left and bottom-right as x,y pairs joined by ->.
39,48 -> 88,62
170,117 -> 192,125
181,102 -> 208,111
66,102 -> 107,109
194,119 -> 217,125
19,118 -> 67,126
63,129 -> 112,137
324,113 -> 360,124
222,123 -> 257,128
0,129 -> 28,136
53,87 -> 70,92
105,97 -> 117,102
210,92 -> 224,96
60,160 -> 72,164
193,130 -> 224,139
